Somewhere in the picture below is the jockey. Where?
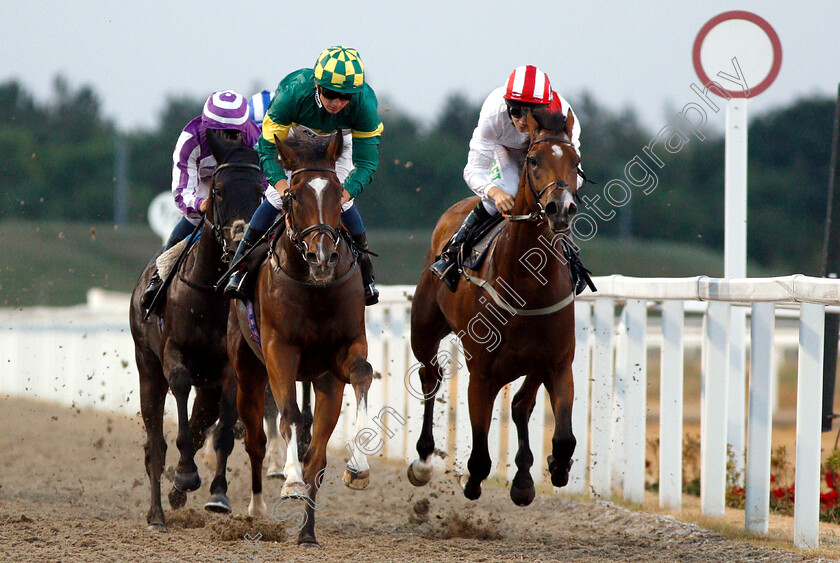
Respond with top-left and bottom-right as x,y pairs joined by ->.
430,65 -> 582,291
140,90 -> 264,313
224,46 -> 384,305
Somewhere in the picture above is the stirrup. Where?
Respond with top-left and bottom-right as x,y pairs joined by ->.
364,282 -> 379,306
224,269 -> 250,301
140,274 -> 163,311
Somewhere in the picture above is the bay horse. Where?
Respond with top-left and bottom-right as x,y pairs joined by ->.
408,107 -> 580,506
129,130 -> 263,530
228,131 -> 373,546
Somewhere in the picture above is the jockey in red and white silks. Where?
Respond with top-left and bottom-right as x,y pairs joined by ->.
431,65 -> 583,290
464,83 -> 581,216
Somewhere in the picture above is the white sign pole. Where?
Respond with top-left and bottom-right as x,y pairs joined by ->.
725,97 -> 748,481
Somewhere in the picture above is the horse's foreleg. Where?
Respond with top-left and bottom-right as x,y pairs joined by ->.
230,326 -> 269,518
462,378 -> 498,501
509,375 -> 541,506
407,361 -> 444,487
204,368 -> 238,514
543,362 -> 576,489
264,343 -> 307,499
263,386 -> 285,479
139,359 -> 168,531
162,349 -> 201,501
299,382 -> 313,462
408,285 -> 450,487
341,341 -> 374,490
296,377 -> 345,547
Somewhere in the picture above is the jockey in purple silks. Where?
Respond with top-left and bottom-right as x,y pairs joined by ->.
140,90 -> 265,313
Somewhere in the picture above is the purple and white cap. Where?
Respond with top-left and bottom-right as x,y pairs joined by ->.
201,90 -> 249,130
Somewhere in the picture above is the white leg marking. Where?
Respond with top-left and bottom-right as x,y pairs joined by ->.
347,397 -> 370,472
248,492 -> 267,517
283,425 -> 304,485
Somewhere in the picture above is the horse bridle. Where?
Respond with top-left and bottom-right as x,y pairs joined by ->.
281,167 -> 343,256
507,136 -> 581,223
203,161 -> 263,261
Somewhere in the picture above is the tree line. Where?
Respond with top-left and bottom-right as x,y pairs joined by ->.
0,76 -> 834,274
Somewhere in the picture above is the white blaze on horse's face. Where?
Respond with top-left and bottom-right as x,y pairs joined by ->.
307,177 -> 329,224
552,145 -> 564,159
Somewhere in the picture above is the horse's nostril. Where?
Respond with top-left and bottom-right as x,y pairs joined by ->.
328,252 -> 339,265
545,202 -> 559,217
568,202 -> 577,215
305,251 -> 318,264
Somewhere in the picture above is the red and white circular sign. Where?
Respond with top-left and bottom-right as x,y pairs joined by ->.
692,10 -> 782,98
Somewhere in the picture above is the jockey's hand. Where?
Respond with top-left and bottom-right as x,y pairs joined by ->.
341,189 -> 352,205
275,179 -> 289,193
488,186 -> 514,214
199,198 -> 208,213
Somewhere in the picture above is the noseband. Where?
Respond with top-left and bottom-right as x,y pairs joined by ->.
507,137 -> 576,223
204,161 -> 264,261
282,167 -> 343,256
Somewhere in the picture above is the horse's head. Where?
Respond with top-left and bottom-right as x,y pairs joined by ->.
275,132 -> 345,283
206,129 -> 264,261
519,107 -> 580,233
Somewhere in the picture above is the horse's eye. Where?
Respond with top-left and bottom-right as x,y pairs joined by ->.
527,155 -> 538,167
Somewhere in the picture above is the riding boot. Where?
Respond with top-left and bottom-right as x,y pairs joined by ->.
140,272 -> 163,311
223,225 -> 264,301
430,203 -> 491,292
351,232 -> 379,306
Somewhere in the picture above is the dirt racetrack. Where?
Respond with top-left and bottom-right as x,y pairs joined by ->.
1,396 -> 838,563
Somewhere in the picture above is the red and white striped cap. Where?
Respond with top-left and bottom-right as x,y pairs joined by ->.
504,65 -> 552,104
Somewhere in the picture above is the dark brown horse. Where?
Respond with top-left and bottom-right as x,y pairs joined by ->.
228,131 -> 373,546
129,131 -> 263,530
408,108 -> 580,506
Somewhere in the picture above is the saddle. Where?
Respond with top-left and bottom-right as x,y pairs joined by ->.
460,214 -> 506,271
454,217 -> 596,296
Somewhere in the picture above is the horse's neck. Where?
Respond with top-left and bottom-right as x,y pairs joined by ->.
188,225 -> 225,281
495,221 -> 568,291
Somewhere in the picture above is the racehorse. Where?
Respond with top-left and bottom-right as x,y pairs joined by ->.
407,107 -> 581,506
129,131 -> 264,530
228,131 -> 373,546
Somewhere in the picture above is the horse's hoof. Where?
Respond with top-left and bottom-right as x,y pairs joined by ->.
281,480 -> 310,499
298,536 -> 321,548
146,523 -> 168,532
343,468 -> 370,490
510,483 -> 536,506
266,467 -> 286,480
460,474 -> 481,500
407,460 -> 432,487
173,470 -> 201,493
548,455 -> 572,488
168,487 -> 188,510
204,494 -> 232,514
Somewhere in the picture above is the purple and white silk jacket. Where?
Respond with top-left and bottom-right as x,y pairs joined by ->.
170,117 -> 264,223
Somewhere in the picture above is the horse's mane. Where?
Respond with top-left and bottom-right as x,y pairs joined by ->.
281,133 -> 337,164
531,106 -> 568,137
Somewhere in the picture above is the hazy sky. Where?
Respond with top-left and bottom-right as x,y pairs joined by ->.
3,1 -> 839,134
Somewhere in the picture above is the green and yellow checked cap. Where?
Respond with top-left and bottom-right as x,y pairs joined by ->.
314,46 -> 365,93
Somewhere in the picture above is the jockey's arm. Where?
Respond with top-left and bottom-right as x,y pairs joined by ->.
343,131 -> 382,199
171,128 -> 204,219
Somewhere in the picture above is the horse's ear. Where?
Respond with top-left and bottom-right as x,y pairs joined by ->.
206,128 -> 228,162
274,134 -> 298,170
564,110 -> 575,139
327,129 -> 344,164
525,110 -> 544,140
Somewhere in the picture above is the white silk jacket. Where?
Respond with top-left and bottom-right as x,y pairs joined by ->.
463,86 -> 581,198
